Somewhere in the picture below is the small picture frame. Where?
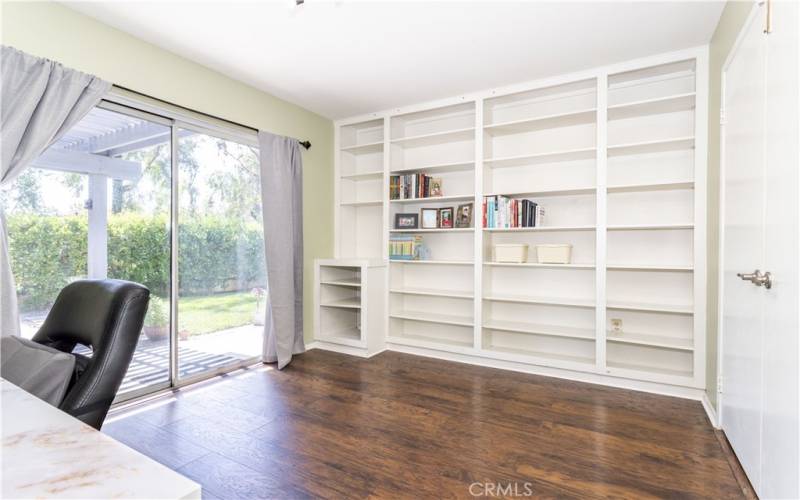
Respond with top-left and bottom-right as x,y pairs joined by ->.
430,178 -> 443,197
394,213 -> 419,229
455,202 -> 473,228
420,208 -> 439,229
438,207 -> 454,229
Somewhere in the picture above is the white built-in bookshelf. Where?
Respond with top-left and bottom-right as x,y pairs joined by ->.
330,48 -> 707,390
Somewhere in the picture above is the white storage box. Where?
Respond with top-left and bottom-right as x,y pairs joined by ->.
493,244 -> 529,263
536,244 -> 572,264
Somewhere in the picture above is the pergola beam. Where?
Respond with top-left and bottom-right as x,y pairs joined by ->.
30,149 -> 142,181
68,121 -> 168,155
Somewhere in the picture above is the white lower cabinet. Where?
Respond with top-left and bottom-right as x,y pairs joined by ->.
314,259 -> 387,356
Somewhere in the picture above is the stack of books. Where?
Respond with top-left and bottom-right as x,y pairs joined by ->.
389,235 -> 423,260
389,174 -> 440,200
482,196 -> 545,228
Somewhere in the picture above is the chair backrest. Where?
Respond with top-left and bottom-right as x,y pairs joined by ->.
32,279 -> 150,429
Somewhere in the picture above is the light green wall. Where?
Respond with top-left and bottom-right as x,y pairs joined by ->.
706,0 -> 754,409
0,1 -> 334,344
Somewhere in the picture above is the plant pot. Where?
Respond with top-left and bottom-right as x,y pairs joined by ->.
179,330 -> 190,341
143,326 -> 168,341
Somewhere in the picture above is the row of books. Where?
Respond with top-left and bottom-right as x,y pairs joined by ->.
389,235 -> 424,260
389,174 -> 441,200
482,196 -> 545,228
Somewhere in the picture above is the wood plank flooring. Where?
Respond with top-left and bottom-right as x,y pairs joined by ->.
103,349 -> 747,499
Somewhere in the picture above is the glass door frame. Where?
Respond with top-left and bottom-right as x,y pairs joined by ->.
169,120 -> 261,389
100,94 -> 262,404
91,100 -> 174,404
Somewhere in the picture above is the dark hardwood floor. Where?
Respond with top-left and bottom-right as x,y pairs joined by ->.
103,349 -> 748,499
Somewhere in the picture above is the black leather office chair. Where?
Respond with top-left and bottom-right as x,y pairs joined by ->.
32,279 -> 150,429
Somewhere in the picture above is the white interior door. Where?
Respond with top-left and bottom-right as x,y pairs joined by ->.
721,2 -> 800,498
720,3 -> 767,489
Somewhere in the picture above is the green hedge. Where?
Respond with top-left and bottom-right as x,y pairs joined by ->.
7,214 -> 266,312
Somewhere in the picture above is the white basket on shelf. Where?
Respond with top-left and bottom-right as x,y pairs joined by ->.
493,244 -> 529,263
536,244 -> 572,264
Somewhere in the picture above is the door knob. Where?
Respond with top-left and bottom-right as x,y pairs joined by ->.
737,269 -> 773,289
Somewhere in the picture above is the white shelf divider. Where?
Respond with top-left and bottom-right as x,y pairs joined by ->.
390,310 -> 474,327
606,331 -> 693,351
483,319 -> 596,340
484,147 -> 596,169
390,228 -> 474,233
607,136 -> 694,157
340,141 -> 383,153
607,180 -> 694,193
607,93 -> 695,120
389,194 -> 475,204
484,108 -> 596,135
341,170 -> 384,180
483,262 -> 595,269
390,287 -> 474,299
391,160 -> 474,174
483,186 -> 596,197
483,225 -> 595,233
391,127 -> 475,147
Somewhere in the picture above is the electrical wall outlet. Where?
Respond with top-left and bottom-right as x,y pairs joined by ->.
610,318 -> 623,333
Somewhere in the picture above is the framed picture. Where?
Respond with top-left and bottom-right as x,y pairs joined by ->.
438,207 -> 454,229
456,202 -> 473,228
394,213 -> 419,229
430,178 -> 443,197
420,208 -> 438,229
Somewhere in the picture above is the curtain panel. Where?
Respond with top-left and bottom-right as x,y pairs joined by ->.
258,131 -> 304,369
0,46 -> 111,336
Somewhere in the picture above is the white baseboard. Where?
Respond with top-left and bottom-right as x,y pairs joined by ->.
305,341 -> 385,358
309,341 -> 707,402
387,342 -> 706,401
702,391 -> 720,428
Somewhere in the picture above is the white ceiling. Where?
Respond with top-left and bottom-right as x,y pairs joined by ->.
64,1 -> 725,120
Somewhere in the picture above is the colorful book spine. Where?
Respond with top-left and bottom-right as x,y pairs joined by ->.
388,173 -> 440,200
482,196 -> 543,228
389,235 -> 424,260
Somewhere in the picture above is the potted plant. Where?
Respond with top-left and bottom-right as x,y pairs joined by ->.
143,296 -> 169,341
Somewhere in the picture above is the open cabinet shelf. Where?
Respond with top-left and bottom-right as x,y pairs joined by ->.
315,259 -> 386,355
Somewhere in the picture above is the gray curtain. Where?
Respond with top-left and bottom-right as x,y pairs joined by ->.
0,46 -> 111,336
258,131 -> 304,369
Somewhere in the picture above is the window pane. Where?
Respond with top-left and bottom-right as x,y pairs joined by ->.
3,169 -> 88,338
177,128 -> 265,379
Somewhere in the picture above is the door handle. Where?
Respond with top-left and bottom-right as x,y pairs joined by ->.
737,269 -> 773,289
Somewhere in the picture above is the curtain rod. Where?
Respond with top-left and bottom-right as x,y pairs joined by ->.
112,84 -> 311,150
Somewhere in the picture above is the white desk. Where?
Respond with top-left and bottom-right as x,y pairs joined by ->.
1,379 -> 201,499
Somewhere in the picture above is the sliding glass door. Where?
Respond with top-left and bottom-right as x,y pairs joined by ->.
176,127 -> 265,381
3,100 -> 264,401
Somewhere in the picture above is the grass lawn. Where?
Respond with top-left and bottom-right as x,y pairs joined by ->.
178,291 -> 260,335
